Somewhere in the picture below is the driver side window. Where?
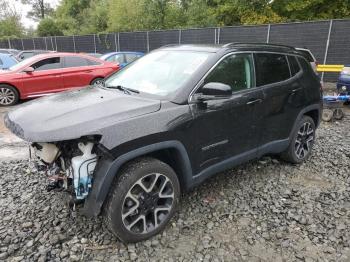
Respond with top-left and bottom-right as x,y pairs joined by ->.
204,53 -> 254,92
32,57 -> 61,71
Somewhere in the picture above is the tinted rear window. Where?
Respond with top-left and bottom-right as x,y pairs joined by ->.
125,53 -> 139,63
297,50 -> 314,62
22,52 -> 34,59
297,56 -> 315,75
255,53 -> 291,86
64,57 -> 90,67
288,56 -> 301,76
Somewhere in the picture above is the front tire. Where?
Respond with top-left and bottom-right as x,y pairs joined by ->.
0,84 -> 19,106
104,157 -> 180,243
281,116 -> 316,164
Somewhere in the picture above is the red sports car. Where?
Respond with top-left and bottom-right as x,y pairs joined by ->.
0,53 -> 119,106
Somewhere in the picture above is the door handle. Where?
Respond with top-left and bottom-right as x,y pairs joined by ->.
246,98 -> 263,105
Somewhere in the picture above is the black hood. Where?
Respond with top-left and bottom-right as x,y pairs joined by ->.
5,86 -> 161,143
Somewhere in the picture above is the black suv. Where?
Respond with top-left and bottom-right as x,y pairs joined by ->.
5,43 -> 322,243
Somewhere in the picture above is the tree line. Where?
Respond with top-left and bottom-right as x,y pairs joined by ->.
1,0 -> 349,39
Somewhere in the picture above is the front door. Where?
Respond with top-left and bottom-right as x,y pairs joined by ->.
22,57 -> 63,96
188,53 -> 264,174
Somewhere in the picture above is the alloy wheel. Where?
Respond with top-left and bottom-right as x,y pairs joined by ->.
0,87 -> 15,105
92,79 -> 103,86
294,122 -> 314,159
122,173 -> 174,234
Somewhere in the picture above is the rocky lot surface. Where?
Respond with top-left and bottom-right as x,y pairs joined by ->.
0,109 -> 350,261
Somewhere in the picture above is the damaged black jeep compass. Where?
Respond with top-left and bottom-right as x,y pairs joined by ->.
4,43 -> 322,243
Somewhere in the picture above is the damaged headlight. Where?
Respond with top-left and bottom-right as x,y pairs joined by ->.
31,143 -> 61,164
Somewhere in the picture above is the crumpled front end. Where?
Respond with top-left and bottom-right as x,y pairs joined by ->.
30,136 -> 101,204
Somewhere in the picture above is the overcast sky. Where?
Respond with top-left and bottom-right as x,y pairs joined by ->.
16,0 -> 61,29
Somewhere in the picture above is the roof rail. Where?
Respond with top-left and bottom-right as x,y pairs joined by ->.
223,42 -> 296,50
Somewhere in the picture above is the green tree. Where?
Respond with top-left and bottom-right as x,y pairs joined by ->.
184,0 -> 216,27
82,0 -> 109,34
54,0 -> 109,35
20,0 -> 54,21
211,0 -> 283,26
37,18 -> 63,36
107,0 -> 147,32
55,0 -> 92,35
272,0 -> 350,21
0,0 -> 24,38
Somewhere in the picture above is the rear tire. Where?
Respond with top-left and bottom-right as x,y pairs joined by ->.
0,84 -> 19,106
91,78 -> 104,86
103,157 -> 180,243
281,116 -> 316,164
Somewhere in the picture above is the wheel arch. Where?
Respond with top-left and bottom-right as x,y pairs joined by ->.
303,109 -> 320,127
0,82 -> 21,104
289,104 -> 322,140
82,140 -> 193,217
90,77 -> 104,85
0,82 -> 20,96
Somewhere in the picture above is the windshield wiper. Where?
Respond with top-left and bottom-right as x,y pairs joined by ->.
106,85 -> 140,95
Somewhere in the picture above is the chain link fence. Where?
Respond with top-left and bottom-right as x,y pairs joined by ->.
1,19 -> 349,82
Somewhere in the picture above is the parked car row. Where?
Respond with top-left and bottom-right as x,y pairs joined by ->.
2,45 -> 347,107
0,53 -> 18,70
0,49 -> 145,106
0,53 -> 119,105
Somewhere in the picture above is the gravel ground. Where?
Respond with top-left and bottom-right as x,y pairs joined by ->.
0,111 -> 350,261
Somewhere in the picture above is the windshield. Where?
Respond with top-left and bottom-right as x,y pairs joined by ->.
104,50 -> 211,97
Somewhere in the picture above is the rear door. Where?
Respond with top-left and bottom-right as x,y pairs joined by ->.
255,53 -> 306,148
61,56 -> 101,89
21,56 -> 63,96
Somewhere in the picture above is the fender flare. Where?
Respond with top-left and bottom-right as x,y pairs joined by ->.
289,103 -> 322,139
82,140 -> 192,217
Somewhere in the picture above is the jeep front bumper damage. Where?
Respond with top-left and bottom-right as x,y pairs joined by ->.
31,139 -> 99,205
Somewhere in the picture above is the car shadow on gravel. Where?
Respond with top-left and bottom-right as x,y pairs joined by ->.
0,112 -> 349,261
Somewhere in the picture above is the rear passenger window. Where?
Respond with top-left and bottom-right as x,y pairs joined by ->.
255,53 -> 291,86
22,52 -> 34,59
125,54 -> 139,63
288,56 -> 301,76
87,59 -> 101,66
64,57 -> 89,68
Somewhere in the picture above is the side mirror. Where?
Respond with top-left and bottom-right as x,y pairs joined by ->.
23,67 -> 34,73
195,82 -> 232,101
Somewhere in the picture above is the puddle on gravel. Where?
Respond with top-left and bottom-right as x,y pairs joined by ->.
0,144 -> 29,161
